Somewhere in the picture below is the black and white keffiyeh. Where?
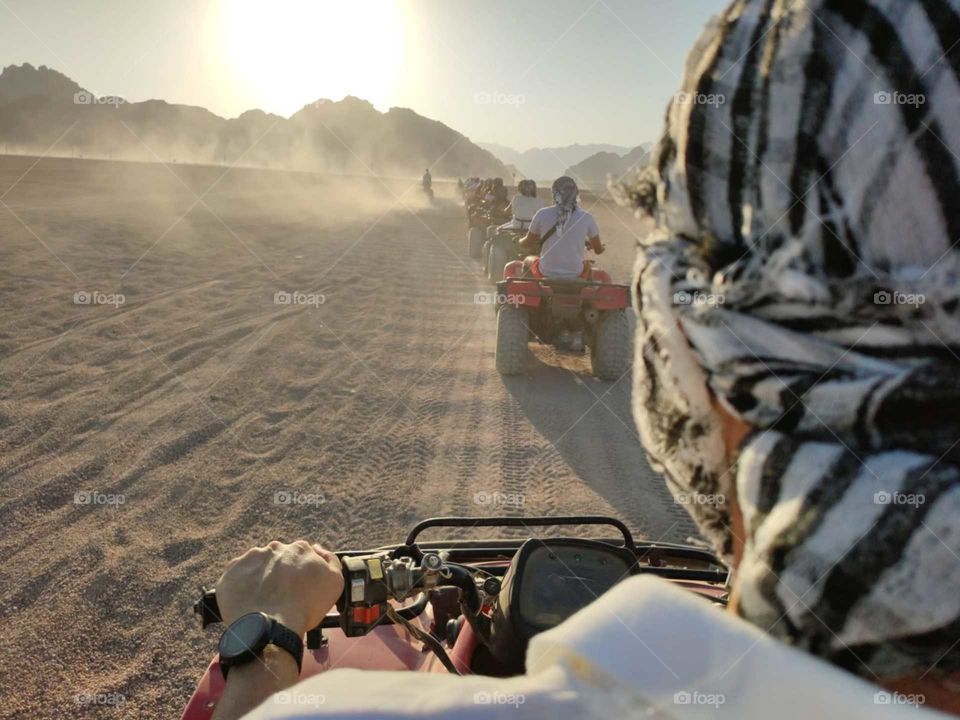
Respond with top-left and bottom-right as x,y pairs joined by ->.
616,0 -> 960,680
552,176 -> 580,233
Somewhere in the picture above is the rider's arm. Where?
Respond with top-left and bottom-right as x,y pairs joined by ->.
520,208 -> 546,251
586,214 -> 603,253
519,232 -> 541,251
211,541 -> 344,720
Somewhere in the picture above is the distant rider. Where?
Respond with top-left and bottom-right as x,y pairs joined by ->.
421,168 -> 432,190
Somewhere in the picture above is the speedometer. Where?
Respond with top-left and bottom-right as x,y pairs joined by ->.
517,544 -> 634,630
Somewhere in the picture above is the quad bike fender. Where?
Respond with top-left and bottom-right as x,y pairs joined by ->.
502,260 -> 525,279
581,284 -> 629,310
498,275 -> 544,308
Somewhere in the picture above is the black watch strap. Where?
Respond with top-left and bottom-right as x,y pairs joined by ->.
220,617 -> 304,680
268,619 -> 304,672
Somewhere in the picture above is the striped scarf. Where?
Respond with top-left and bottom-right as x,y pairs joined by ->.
616,0 -> 960,681
552,176 -> 580,233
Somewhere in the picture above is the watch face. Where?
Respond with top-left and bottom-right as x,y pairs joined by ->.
219,613 -> 271,661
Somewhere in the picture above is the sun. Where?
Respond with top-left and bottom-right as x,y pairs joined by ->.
215,0 -> 405,117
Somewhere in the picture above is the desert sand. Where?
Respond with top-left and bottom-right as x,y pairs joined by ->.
0,155 -> 696,719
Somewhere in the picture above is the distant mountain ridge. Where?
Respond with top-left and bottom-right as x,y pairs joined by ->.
0,63 -> 511,178
565,143 -> 653,191
478,142 -> 634,182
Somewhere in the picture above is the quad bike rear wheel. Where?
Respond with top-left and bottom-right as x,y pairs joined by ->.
590,309 -> 630,380
468,227 -> 485,258
496,304 -> 529,375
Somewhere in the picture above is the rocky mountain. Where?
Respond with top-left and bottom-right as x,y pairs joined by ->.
565,143 -> 653,191
478,142 -> 633,182
0,63 -> 510,178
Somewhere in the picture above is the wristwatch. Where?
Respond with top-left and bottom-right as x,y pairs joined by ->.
217,612 -> 304,680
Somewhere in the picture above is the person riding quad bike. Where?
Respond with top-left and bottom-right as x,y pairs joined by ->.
515,176 -> 604,350
500,179 -> 542,232
421,168 -> 434,202
519,176 -> 604,278
483,179 -> 545,281
485,177 -> 508,210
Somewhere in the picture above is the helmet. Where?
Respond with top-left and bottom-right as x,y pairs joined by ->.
493,177 -> 504,188
519,179 -> 537,197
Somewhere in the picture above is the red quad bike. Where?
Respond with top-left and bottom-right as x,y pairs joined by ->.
182,516 -> 727,720
494,260 -> 632,380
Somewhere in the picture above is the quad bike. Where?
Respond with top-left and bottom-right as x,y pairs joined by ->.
182,515 -> 726,719
483,227 -> 526,282
466,204 -> 511,260
494,259 -> 632,380
422,186 -> 435,203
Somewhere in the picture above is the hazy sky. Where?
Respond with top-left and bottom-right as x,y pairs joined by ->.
0,0 -> 727,150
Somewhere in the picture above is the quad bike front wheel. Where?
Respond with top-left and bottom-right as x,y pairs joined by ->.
496,304 -> 529,375
468,227 -> 485,258
482,240 -> 493,278
590,309 -> 630,380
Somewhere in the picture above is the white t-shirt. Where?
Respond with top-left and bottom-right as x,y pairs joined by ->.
510,195 -> 544,223
529,205 -> 599,278
242,576 -> 932,720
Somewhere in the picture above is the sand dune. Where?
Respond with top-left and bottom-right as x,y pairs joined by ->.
0,156 -> 694,719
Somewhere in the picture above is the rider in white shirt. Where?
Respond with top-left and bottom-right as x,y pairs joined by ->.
520,176 -> 603,278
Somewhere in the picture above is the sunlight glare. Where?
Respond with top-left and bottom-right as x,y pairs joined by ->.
217,0 -> 405,116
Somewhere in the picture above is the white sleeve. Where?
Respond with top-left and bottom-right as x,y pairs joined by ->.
528,208 -> 547,235
585,212 -> 600,239
239,665 -> 600,720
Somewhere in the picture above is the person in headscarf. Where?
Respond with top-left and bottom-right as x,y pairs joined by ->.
613,0 -> 960,708
520,176 -> 605,279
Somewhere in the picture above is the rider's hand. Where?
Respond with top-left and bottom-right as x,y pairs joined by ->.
215,540 -> 343,636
